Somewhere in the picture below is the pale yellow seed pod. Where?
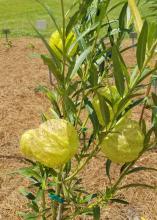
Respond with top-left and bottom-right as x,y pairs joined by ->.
20,119 -> 79,168
49,30 -> 77,59
100,118 -> 144,163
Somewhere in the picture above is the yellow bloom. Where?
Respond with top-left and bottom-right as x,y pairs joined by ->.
100,118 -> 144,163
49,30 -> 77,58
20,119 -> 79,168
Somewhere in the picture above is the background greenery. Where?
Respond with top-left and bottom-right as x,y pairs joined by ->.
0,0 -> 156,37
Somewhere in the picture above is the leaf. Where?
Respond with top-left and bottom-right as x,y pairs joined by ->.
19,188 -> 36,200
112,45 -> 126,96
128,0 -> 143,33
29,201 -> 39,213
106,159 -> 112,182
138,67 -> 157,84
136,20 -> 148,71
32,25 -> 61,69
69,23 -> 99,53
118,183 -> 156,190
35,85 -> 61,117
123,97 -> 144,114
98,94 -> 110,126
118,2 -> 128,37
17,167 -> 41,181
93,206 -> 100,220
89,64 -> 98,86
127,166 -> 157,175
81,193 -> 97,203
84,98 -> 100,134
41,55 -> 63,82
107,1 -> 127,14
71,47 -> 91,79
152,106 -> 157,128
152,92 -> 157,105
110,198 -> 129,205
66,11 -> 79,36
17,211 -> 38,220
144,127 -> 154,147
95,0 -> 110,25
147,22 -> 157,51
141,119 -> 147,135
120,163 -> 130,173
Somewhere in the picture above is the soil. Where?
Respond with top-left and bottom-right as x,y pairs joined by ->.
0,38 -> 157,220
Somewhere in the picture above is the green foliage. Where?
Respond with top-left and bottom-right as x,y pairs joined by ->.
18,0 -> 157,219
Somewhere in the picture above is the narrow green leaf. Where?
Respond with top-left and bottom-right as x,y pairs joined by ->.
126,166 -> 157,175
106,159 -> 112,181
120,163 -> 129,173
147,22 -> 157,51
107,1 -> 127,14
93,206 -> 100,220
29,201 -> 39,213
84,97 -> 100,133
152,92 -> 157,105
17,211 -> 38,220
19,188 -> 36,200
138,67 -> 157,84
141,119 -> 147,135
17,167 -> 41,181
71,47 -> 91,79
112,45 -> 126,96
119,2 -> 128,33
119,183 -> 155,190
32,24 -> 61,69
98,95 -> 110,126
81,193 -> 97,204
95,0 -> 110,24
41,55 -> 62,82
110,198 -> 129,205
136,20 -> 148,71
144,127 -> 154,147
66,11 -> 79,36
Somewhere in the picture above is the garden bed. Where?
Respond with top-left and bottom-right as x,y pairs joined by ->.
0,38 -> 157,220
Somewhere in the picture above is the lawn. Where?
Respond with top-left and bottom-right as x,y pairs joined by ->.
0,0 -> 156,37
0,0 -> 72,37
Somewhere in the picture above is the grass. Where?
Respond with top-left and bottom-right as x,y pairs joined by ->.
0,0 -> 156,38
0,0 -> 72,37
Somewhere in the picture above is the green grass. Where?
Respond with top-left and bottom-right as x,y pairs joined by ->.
0,0 -> 156,38
0,0 -> 72,37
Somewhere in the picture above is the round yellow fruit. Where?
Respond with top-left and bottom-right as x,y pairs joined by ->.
100,118 -> 144,163
49,30 -> 77,58
20,119 -> 79,168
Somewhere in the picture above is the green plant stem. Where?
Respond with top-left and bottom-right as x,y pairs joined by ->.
65,145 -> 99,182
39,164 -> 47,220
60,0 -> 67,119
52,170 -> 63,220
42,190 -> 46,220
61,0 -> 66,80
112,162 -> 135,192
139,82 -> 152,124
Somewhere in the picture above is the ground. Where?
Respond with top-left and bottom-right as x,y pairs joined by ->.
0,38 -> 157,220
